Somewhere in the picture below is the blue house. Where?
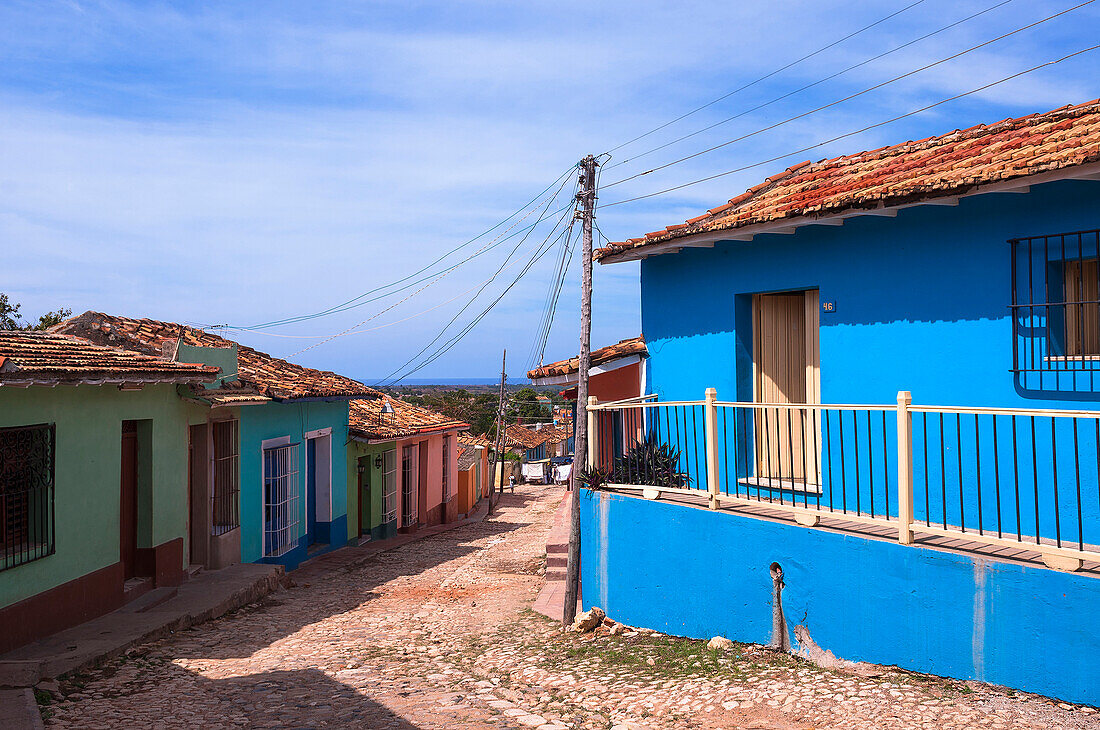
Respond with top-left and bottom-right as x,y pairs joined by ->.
55,312 -> 372,571
585,100 -> 1100,704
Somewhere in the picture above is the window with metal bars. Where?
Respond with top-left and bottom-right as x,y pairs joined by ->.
442,436 -> 450,501
381,449 -> 397,524
0,423 -> 55,571
1011,228 -> 1100,391
211,419 -> 239,535
263,443 -> 300,557
401,445 -> 418,527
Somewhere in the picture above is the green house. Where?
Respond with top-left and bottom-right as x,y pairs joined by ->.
0,331 -> 217,654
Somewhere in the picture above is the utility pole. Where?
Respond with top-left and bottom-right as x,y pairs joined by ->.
563,154 -> 597,627
487,349 -> 507,517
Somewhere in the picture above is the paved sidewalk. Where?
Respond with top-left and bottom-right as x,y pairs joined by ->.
0,563 -> 284,687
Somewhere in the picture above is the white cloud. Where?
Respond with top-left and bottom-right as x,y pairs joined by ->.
1,0 -> 1097,377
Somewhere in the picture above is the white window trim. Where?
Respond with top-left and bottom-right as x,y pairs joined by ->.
262,441 -> 301,558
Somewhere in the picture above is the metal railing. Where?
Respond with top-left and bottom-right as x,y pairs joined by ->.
586,390 -> 1100,570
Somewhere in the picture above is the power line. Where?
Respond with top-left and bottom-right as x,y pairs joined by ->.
605,0 -> 1017,171
602,0 -> 1096,190
386,217 -> 576,384
376,185 -> 580,385
601,0 -> 930,156
380,203 -> 582,386
528,218 -> 579,370
286,174 -> 577,357
237,163 -> 578,330
599,43 -> 1100,210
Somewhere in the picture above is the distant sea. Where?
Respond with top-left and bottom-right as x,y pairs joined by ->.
360,377 -> 530,386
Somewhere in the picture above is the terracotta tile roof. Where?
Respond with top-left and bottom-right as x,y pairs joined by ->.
527,336 -> 647,380
537,425 -> 572,444
459,433 -> 494,449
504,423 -> 550,450
348,389 -> 468,441
0,331 -> 218,386
596,100 -> 1100,261
457,446 -> 481,472
53,312 -> 371,400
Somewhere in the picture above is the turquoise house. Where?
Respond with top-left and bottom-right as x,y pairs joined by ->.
588,101 -> 1100,704
56,313 -> 372,571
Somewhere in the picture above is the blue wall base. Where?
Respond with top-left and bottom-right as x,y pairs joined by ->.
581,489 -> 1100,706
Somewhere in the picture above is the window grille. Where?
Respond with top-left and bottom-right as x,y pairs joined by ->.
211,419 -> 239,535
401,445 -> 418,527
1011,228 -> 1100,390
0,423 -> 55,571
442,436 -> 450,501
263,443 -> 300,557
381,449 -> 397,524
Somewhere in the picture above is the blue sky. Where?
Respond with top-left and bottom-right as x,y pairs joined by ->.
2,0 -> 1098,380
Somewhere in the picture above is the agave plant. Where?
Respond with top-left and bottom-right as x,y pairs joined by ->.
577,466 -> 613,491
610,437 -> 689,489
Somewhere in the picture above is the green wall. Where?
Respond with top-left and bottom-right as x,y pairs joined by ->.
346,440 -> 394,539
0,383 -> 201,610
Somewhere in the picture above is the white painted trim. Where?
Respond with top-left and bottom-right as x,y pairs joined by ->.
261,435 -> 293,449
529,353 -> 644,387
599,161 -> 1100,264
305,432 -> 334,524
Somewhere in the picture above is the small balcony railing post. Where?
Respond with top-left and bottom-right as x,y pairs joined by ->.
897,390 -> 914,545
705,388 -> 720,509
587,396 -> 599,472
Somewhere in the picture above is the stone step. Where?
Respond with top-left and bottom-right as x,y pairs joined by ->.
122,577 -> 154,604
546,543 -> 568,554
546,555 -> 567,568
545,570 -> 566,582
127,587 -> 179,614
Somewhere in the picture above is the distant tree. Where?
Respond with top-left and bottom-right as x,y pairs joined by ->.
0,294 -> 21,330
30,308 -> 72,330
512,387 -> 550,423
0,293 -> 71,331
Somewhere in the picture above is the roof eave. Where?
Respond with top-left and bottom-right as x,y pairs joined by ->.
529,353 -> 645,386
0,372 -> 217,388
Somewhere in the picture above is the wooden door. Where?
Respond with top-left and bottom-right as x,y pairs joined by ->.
120,421 -> 139,579
358,456 -> 371,536
753,291 -> 820,485
418,441 -> 429,525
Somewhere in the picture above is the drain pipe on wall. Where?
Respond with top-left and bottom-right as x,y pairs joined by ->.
769,562 -> 791,652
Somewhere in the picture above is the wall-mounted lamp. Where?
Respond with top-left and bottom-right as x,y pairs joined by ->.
374,455 -> 384,469
357,462 -> 367,475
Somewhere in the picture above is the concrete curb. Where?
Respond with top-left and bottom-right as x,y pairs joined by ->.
0,688 -> 44,730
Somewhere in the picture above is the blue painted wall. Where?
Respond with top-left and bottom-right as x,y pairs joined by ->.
640,180 -> 1100,406
636,179 -> 1100,546
238,399 -> 351,570
581,489 -> 1100,705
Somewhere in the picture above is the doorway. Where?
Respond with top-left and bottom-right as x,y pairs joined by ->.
418,441 -> 429,526
358,455 -> 372,537
187,423 -> 209,567
120,421 -> 139,579
753,290 -> 820,485
304,431 -> 333,546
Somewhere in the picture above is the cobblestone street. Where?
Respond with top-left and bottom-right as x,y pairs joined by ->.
42,485 -> 1098,730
